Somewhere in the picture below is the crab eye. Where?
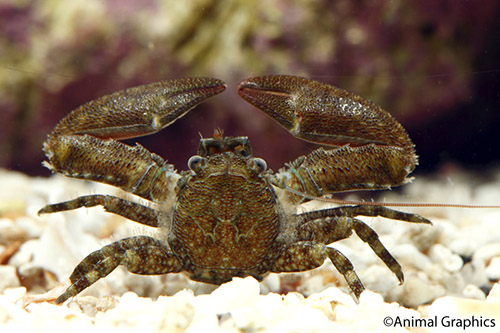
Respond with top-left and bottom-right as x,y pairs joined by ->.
251,157 -> 267,174
188,155 -> 206,173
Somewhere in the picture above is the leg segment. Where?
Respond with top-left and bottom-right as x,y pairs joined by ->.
276,145 -> 417,202
328,247 -> 365,299
44,136 -> 175,202
56,236 -> 182,303
298,205 -> 432,225
297,216 -> 353,244
38,194 -> 160,227
271,241 -> 364,299
352,218 -> 403,283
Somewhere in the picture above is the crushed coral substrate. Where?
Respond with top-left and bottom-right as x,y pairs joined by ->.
1,169 -> 499,332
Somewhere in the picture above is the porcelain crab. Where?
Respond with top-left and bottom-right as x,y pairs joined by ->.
39,75 -> 430,303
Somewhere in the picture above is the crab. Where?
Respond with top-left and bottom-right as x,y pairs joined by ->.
38,75 -> 431,304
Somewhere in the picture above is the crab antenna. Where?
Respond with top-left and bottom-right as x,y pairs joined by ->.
284,186 -> 500,209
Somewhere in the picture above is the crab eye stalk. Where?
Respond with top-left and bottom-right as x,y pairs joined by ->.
251,157 -> 267,174
188,155 -> 206,173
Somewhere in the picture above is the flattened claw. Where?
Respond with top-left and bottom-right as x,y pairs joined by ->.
43,77 -> 226,202
49,77 -> 226,141
239,75 -> 419,200
238,75 -> 414,156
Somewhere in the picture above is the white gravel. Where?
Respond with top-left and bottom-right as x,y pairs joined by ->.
1,168 -> 499,332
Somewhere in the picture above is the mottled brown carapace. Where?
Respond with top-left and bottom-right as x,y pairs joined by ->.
38,75 -> 431,304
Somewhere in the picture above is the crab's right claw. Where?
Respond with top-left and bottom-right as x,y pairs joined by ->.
238,75 -> 418,199
42,77 -> 226,202
49,77 -> 227,141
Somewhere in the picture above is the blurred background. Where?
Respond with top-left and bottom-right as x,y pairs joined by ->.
1,0 -> 499,179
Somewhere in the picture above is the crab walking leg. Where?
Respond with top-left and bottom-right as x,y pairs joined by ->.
271,241 -> 365,299
297,205 -> 432,225
297,215 -> 405,285
327,247 -> 365,298
56,236 -> 182,304
295,206 -> 430,289
351,218 -> 404,283
38,195 -> 160,228
44,78 -> 226,201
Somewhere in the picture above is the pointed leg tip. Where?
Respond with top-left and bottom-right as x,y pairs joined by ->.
37,205 -> 50,216
55,293 -> 69,304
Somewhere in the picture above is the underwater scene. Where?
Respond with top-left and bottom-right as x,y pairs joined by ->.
1,1 -> 500,331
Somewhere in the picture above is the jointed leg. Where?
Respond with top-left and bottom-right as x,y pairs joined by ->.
298,205 -> 431,225
38,194 -> 160,227
296,207 -> 421,288
328,247 -> 365,298
56,235 -> 182,303
352,218 -> 403,283
297,216 -> 353,244
271,241 -> 365,299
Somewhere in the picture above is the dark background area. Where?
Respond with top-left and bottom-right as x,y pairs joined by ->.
1,1 -> 499,179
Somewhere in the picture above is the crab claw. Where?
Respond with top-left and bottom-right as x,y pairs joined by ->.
42,77 -> 226,202
50,77 -> 227,141
238,75 -> 414,155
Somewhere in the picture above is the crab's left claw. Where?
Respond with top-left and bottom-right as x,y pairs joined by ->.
238,75 -> 414,154
238,75 -> 417,199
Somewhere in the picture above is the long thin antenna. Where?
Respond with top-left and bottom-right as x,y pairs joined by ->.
284,186 -> 500,209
